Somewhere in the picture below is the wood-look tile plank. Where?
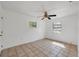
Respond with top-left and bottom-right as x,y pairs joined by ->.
1,49 -> 8,57
8,47 -> 17,57
27,44 -> 47,57
21,44 -> 36,57
15,46 -> 27,57
31,43 -> 50,57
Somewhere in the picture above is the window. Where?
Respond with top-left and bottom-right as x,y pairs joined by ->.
53,22 -> 62,33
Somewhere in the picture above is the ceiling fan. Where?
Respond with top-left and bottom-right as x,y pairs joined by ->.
37,5 -> 57,20
41,11 -> 56,20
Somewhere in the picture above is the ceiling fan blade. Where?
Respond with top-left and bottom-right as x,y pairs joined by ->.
49,15 -> 56,17
41,17 -> 45,20
48,17 -> 51,20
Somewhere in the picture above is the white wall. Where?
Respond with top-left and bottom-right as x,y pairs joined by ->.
45,13 -> 78,45
2,9 -> 45,49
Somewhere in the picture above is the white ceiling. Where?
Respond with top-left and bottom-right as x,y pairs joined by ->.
0,1 -> 79,18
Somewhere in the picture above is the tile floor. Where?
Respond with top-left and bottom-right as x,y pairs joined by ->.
0,38 -> 77,57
